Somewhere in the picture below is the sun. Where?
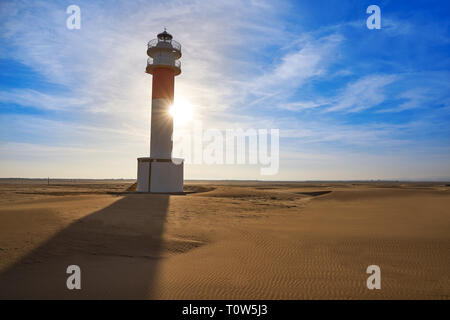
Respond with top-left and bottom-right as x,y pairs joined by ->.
169,97 -> 193,125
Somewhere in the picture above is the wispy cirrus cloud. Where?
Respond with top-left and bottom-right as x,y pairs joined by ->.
0,89 -> 88,111
277,74 -> 397,113
326,74 -> 397,112
246,34 -> 343,99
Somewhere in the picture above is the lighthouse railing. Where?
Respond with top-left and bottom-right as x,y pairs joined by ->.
148,38 -> 181,52
147,57 -> 181,69
170,40 -> 181,51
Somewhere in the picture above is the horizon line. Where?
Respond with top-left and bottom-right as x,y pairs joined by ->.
1,178 -> 449,183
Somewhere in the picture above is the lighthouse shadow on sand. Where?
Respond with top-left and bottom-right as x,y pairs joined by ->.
0,194 -> 170,299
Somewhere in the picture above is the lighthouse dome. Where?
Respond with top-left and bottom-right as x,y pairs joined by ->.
157,30 -> 173,41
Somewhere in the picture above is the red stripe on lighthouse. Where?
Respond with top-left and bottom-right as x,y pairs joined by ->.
152,68 -> 175,101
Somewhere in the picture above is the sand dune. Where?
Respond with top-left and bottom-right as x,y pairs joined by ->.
0,181 -> 449,299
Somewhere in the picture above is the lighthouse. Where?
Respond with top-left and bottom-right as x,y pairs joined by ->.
137,30 -> 183,193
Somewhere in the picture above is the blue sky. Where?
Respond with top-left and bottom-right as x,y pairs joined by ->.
0,0 -> 449,180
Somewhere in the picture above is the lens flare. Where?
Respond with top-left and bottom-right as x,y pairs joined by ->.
169,97 -> 193,125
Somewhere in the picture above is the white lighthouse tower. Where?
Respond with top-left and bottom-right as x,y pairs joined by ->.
136,30 -> 183,193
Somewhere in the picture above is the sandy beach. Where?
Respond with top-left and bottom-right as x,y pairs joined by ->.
0,180 -> 449,299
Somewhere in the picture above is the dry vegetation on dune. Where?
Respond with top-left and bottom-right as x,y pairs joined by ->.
0,180 -> 449,299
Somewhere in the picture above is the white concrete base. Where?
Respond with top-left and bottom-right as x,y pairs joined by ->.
137,157 -> 184,193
